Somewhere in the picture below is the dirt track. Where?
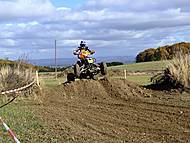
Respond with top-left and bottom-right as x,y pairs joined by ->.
39,78 -> 190,143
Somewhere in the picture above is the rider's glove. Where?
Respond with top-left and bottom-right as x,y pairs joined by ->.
91,50 -> 95,54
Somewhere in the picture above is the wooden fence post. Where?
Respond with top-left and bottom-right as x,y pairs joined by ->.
124,69 -> 127,79
36,71 -> 40,87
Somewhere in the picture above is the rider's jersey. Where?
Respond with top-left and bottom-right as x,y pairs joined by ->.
73,47 -> 93,59
79,49 -> 91,59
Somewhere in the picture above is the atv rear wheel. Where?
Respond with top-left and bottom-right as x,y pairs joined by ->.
100,62 -> 107,75
74,63 -> 80,78
92,74 -> 99,80
67,73 -> 75,82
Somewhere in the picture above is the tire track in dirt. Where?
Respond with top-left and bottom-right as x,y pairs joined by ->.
38,77 -> 190,143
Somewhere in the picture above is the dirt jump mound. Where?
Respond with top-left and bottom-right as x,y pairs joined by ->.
56,77 -> 148,100
40,77 -> 190,143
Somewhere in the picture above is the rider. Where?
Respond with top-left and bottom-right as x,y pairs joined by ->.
73,41 -> 95,67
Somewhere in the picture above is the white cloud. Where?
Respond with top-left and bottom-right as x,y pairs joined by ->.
5,23 -> 13,26
3,51 -> 15,56
29,21 -> 39,26
38,49 -> 49,52
0,0 -> 190,59
56,7 -> 71,12
86,0 -> 190,12
0,31 -> 14,37
0,39 -> 17,46
17,23 -> 27,28
0,0 -> 55,20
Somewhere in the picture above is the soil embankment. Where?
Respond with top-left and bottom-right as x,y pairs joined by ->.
39,77 -> 190,142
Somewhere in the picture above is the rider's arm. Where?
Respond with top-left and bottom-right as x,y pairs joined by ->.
73,48 -> 80,55
89,48 -> 95,54
86,47 -> 95,54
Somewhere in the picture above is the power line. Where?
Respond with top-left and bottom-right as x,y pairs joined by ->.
55,39 -> 57,79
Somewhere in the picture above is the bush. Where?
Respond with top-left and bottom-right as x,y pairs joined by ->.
136,42 -> 190,62
151,53 -> 190,90
106,62 -> 124,67
0,63 -> 34,92
37,66 -> 67,72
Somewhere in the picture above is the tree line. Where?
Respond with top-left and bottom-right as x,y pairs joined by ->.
136,42 -> 190,62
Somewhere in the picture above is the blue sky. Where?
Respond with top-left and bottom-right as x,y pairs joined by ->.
0,0 -> 190,60
51,0 -> 85,8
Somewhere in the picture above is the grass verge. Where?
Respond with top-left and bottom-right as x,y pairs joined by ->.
126,75 -> 152,85
0,98 -> 56,142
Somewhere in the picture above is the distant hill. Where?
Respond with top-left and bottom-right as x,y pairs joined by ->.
0,59 -> 35,69
0,59 -> 15,65
136,42 -> 190,63
29,56 -> 135,67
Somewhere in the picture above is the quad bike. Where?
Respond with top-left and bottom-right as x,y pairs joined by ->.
67,50 -> 107,82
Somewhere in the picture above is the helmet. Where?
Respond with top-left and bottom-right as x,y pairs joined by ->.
80,40 -> 86,47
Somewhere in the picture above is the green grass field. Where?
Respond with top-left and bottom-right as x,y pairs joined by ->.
108,60 -> 169,85
0,98 -> 44,142
126,75 -> 152,85
0,97 -> 59,142
109,60 -> 169,72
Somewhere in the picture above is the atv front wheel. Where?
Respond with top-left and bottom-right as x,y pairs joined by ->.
100,62 -> 107,75
67,73 -> 75,82
74,63 -> 80,78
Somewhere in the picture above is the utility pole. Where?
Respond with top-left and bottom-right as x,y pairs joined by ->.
55,39 -> 57,79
